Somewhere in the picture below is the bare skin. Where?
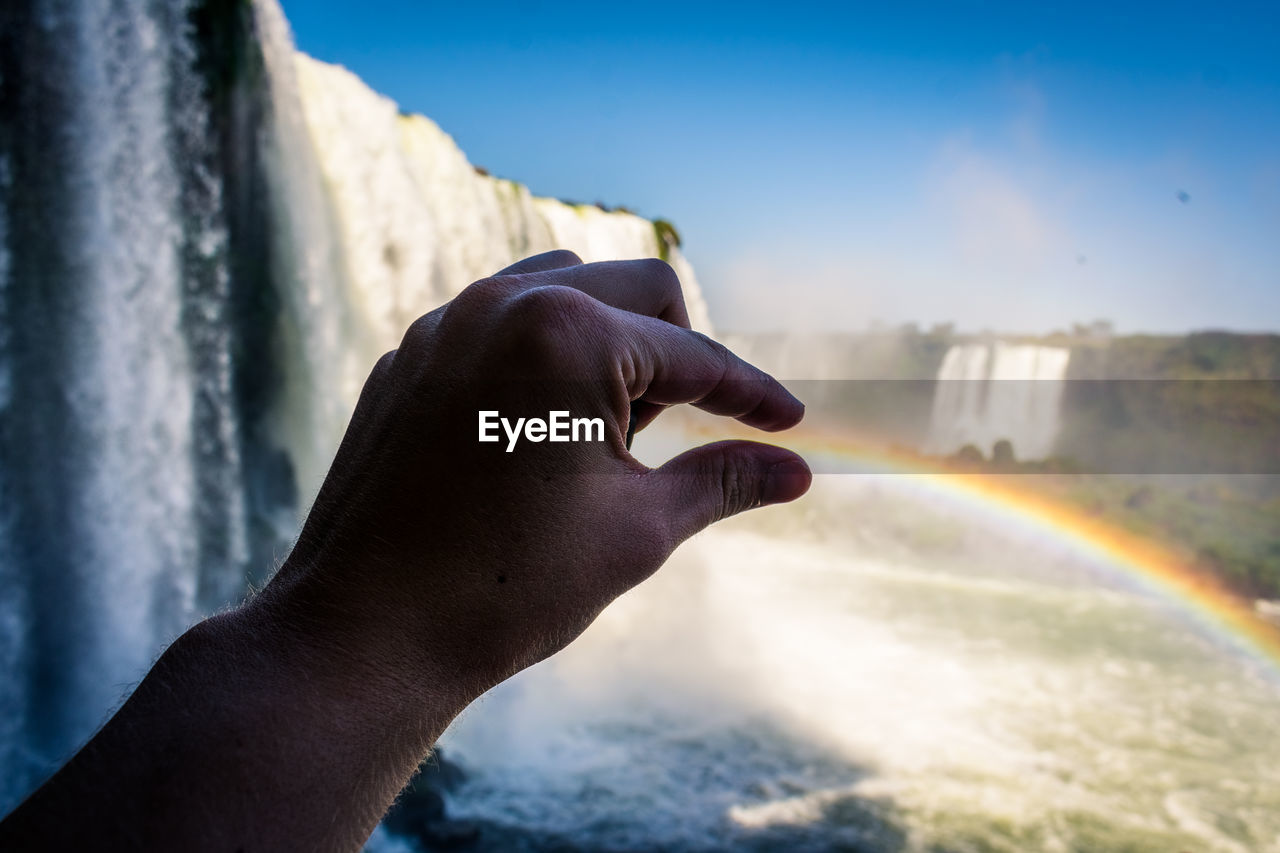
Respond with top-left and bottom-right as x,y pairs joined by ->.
0,251 -> 810,852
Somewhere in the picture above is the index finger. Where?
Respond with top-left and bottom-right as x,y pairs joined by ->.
501,259 -> 692,329
618,312 -> 804,432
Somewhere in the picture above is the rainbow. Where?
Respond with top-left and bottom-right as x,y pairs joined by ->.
688,421 -> 1280,676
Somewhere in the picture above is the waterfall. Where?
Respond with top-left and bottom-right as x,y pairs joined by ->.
0,0 -> 711,813
926,342 -> 1070,460
277,50 -> 711,495
0,0 -> 239,802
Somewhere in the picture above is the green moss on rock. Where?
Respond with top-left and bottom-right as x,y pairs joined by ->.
652,218 -> 681,261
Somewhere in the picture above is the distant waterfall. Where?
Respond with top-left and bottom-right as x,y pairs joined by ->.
926,343 -> 1070,460
0,0 -> 711,813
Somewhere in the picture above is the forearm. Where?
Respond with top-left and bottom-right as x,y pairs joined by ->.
0,592 -> 466,852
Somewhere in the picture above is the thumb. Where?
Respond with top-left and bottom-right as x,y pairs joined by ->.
648,440 -> 812,541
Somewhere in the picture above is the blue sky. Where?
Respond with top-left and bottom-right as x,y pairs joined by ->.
282,1 -> 1280,333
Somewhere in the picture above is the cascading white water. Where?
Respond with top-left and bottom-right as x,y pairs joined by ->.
63,0 -> 207,725
926,342 -> 1070,460
0,0 -> 226,802
0,0 -> 714,814
250,0 -> 364,500
290,54 -> 711,340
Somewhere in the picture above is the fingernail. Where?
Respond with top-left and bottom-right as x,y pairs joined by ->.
762,458 -> 812,505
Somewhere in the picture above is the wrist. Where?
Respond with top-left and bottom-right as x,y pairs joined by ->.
242,557 -> 481,739
103,588 -> 467,850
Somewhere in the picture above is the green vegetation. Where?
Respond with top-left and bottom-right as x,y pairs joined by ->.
1049,333 -> 1280,483
1050,474 -> 1280,601
1068,331 -> 1280,379
652,218 -> 681,261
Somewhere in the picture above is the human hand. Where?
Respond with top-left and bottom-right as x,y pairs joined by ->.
259,251 -> 810,713
0,251 -> 810,852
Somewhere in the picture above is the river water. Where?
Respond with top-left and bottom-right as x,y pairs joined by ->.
419,473 -> 1280,852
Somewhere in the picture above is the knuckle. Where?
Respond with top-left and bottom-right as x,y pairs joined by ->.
500,287 -> 597,364
453,276 -> 514,311
637,257 -> 681,297
701,330 -> 728,358
416,277 -> 519,346
505,285 -> 598,341
543,249 -> 583,268
401,311 -> 441,350
691,331 -> 732,378
353,350 -> 399,414
372,349 -> 397,378
717,452 -> 763,520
